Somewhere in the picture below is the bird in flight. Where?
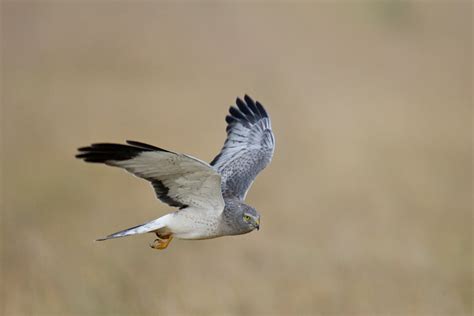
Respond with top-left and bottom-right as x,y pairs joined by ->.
76,95 -> 275,250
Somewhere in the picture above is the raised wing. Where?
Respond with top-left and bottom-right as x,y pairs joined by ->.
76,140 -> 224,213
211,95 -> 275,200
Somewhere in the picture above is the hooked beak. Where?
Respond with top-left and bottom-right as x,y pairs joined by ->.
255,218 -> 260,231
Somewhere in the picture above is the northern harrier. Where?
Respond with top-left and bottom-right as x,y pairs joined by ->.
76,95 -> 275,250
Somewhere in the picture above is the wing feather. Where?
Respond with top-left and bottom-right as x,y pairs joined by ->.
76,141 -> 224,213
211,95 -> 275,199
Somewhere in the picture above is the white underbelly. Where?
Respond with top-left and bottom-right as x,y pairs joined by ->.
165,210 -> 221,240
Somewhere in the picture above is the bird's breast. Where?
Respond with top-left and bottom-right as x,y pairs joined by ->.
167,211 -> 223,240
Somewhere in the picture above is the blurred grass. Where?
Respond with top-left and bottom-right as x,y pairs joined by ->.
1,2 -> 472,316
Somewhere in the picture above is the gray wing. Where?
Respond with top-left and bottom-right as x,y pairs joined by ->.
211,95 -> 275,200
76,141 -> 225,213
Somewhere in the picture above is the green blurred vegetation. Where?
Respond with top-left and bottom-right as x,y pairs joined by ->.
1,2 -> 472,315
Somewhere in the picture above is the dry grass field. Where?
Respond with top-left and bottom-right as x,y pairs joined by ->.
1,2 -> 472,315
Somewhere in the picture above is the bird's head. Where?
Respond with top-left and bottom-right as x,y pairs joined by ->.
238,204 -> 260,232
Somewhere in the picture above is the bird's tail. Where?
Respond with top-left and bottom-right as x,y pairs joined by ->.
96,217 -> 166,241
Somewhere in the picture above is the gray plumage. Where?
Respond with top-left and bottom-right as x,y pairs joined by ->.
76,95 -> 275,248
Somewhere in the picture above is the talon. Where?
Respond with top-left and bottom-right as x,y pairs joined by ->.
150,239 -> 159,248
150,236 -> 173,250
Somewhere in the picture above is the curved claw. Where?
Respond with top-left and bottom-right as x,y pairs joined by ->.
149,236 -> 173,250
149,240 -> 158,248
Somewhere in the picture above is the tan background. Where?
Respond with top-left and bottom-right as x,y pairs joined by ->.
1,2 -> 472,315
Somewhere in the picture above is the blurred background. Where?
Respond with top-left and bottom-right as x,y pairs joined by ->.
1,2 -> 472,315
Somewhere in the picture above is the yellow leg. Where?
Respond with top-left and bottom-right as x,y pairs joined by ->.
150,236 -> 173,250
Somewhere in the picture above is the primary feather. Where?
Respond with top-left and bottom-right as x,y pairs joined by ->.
211,95 -> 275,199
77,141 -> 224,212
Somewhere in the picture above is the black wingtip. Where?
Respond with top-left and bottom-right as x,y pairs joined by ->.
229,106 -> 247,121
125,140 -> 170,152
75,141 -> 168,164
225,95 -> 269,128
255,101 -> 268,117
243,94 -> 254,104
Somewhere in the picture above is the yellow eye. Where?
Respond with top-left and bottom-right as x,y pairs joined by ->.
243,215 -> 251,222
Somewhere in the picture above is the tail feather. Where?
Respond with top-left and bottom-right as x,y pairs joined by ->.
96,218 -> 165,241
96,223 -> 147,241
